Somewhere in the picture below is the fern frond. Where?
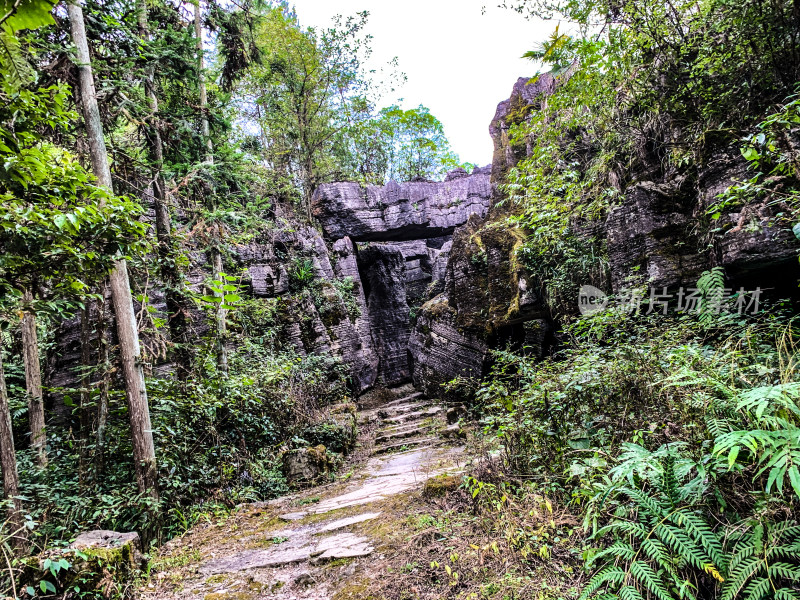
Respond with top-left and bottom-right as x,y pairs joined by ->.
598,520 -> 651,541
672,510 -> 726,570
618,585 -> 646,600
767,545 -> 800,562
775,525 -> 800,541
661,455 -> 681,506
580,567 -> 627,600
655,522 -> 711,570
629,559 -> 673,600
722,556 -> 763,600
706,415 -> 735,437
742,576 -> 770,600
773,588 -> 800,600
591,541 -> 637,566
623,486 -> 671,518
640,537 -> 677,577
768,562 -> 800,580
728,544 -> 757,573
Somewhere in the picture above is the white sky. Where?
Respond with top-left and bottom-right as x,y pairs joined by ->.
289,1 -> 553,167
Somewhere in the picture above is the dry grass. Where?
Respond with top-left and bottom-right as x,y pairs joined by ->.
355,459 -> 587,600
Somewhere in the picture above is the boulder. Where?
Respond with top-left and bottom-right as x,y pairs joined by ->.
70,530 -> 143,567
282,445 -> 333,487
23,531 -> 143,597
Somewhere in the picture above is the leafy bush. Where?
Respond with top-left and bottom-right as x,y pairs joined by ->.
475,302 -> 800,600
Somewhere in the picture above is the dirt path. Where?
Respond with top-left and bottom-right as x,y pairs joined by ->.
139,390 -> 466,600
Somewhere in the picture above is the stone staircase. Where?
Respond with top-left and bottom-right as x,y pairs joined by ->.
366,391 -> 449,454
140,387 -> 465,600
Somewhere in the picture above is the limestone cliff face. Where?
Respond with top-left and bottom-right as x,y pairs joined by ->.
49,224 -> 382,397
50,76 -> 799,408
406,75 -> 800,397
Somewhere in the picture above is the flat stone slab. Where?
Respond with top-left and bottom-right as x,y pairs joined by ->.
375,437 -> 441,455
318,512 -> 381,533
279,512 -> 308,521
384,392 -> 424,407
305,447 -> 459,514
311,532 -> 373,563
377,402 -> 429,418
200,545 -> 312,574
376,425 -> 434,445
383,406 -> 443,425
199,531 -> 374,575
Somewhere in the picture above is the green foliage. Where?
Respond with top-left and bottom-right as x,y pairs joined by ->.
329,276 -> 361,321
352,104 -> 467,183
711,382 -> 800,499
477,302 -> 800,600
721,521 -> 800,600
199,272 -> 243,311
709,93 -> 800,232
0,82 -> 147,310
501,0 -> 800,316
581,453 -> 726,600
289,257 -> 316,290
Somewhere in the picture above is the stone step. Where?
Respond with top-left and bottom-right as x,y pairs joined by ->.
374,436 -> 443,455
379,417 -> 439,434
383,392 -> 424,407
377,401 -> 429,419
375,423 -> 435,445
382,406 -> 443,426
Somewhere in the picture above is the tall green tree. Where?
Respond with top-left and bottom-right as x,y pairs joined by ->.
66,0 -> 159,504
241,9 -> 387,216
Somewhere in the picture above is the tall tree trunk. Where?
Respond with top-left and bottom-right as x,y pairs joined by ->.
194,1 -> 227,375
303,154 -> 315,222
0,339 -> 25,551
67,0 -> 159,503
94,288 -> 110,479
193,1 -> 228,376
78,303 -> 92,484
21,289 -> 46,468
194,0 -> 213,163
136,0 -> 191,380
211,246 -> 228,377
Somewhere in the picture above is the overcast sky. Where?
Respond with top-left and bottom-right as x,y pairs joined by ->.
289,1 -> 553,167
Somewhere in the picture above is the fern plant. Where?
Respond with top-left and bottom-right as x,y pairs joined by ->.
713,383 -> 800,499
721,521 -> 800,600
581,454 -> 726,600
696,267 -> 726,322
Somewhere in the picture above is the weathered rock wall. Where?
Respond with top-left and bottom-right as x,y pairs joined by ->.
308,169 -> 493,389
48,223 -> 381,402
407,74 -> 800,397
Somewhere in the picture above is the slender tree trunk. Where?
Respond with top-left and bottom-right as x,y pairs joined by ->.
21,290 -> 46,468
193,1 -> 228,378
67,0 -> 159,503
211,246 -> 228,377
0,339 -> 24,551
108,263 -> 159,497
303,155 -> 315,222
136,0 -> 191,380
194,0 -> 213,163
78,303 -> 92,484
194,2 -> 228,376
94,288 -> 110,479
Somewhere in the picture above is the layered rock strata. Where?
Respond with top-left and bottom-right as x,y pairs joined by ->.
311,171 -> 491,242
